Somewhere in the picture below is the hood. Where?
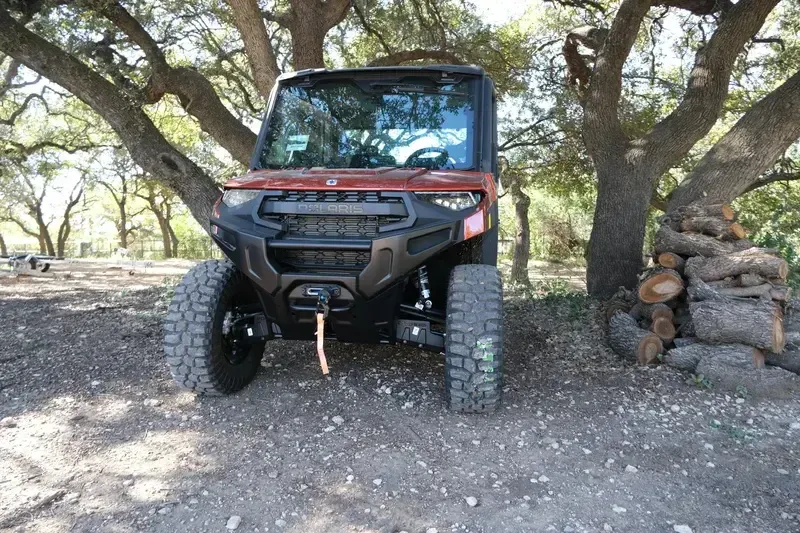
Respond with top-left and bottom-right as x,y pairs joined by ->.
224,168 -> 490,193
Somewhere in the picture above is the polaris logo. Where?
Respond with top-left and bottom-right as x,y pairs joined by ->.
326,179 -> 337,186
297,203 -> 365,214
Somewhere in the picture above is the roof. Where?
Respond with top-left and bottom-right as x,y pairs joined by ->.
277,64 -> 485,82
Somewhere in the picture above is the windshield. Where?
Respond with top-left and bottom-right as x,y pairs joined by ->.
258,78 -> 476,170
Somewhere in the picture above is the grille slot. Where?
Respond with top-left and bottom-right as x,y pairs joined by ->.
277,191 -> 403,204
282,215 -> 403,238
275,249 -> 371,271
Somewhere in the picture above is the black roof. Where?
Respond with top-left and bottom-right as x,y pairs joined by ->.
277,64 -> 485,82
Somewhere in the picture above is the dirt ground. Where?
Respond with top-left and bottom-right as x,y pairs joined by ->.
1,260 -> 799,533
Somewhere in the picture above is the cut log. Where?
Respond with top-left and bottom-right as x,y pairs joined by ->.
672,337 -> 699,348
676,203 -> 735,221
605,286 -> 637,322
656,252 -> 686,273
684,250 -> 789,282
738,273 -> 765,287
654,226 -> 739,257
694,344 -> 798,399
629,302 -> 674,322
765,348 -> 800,375
770,285 -> 792,302
706,277 -> 738,289
637,268 -> 684,304
690,297 -> 785,352
664,342 -> 709,372
687,278 -> 723,302
717,283 -> 772,299
608,312 -> 663,365
650,316 -> 676,343
679,217 -> 747,240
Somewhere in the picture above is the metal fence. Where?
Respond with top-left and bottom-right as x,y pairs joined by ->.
4,238 -> 225,261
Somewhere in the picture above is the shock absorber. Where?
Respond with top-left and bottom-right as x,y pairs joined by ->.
415,265 -> 433,310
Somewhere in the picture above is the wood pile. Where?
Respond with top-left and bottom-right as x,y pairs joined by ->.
606,203 -> 799,397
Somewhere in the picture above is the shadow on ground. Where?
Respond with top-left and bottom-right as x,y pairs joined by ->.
1,271 -> 799,533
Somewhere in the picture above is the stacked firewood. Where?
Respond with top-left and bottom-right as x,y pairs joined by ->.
606,203 -> 800,396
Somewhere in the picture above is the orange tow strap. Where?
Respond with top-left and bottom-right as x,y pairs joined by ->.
316,312 -> 329,375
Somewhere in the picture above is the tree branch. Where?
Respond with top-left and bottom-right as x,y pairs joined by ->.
667,66 -> 800,209
641,0 -> 780,172
368,49 -> 464,67
582,0 -> 652,161
0,6 -> 221,226
743,170 -> 800,194
93,0 -> 257,165
225,0 -> 281,97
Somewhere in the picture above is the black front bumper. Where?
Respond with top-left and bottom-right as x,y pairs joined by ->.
210,191 -> 471,344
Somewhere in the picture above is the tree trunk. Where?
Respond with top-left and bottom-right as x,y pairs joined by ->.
684,250 -> 788,282
637,268 -> 684,304
668,68 -> 800,209
291,22 -> 326,69
36,217 -> 55,256
690,297 -> 785,352
226,0 -> 281,97
0,232 -> 6,256
587,164 -> 653,298
608,311 -> 663,364
510,174 -> 531,285
0,9 -> 221,228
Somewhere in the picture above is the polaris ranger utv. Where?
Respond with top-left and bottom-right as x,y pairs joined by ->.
164,65 -> 503,412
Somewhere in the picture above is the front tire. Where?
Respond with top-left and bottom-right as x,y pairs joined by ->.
445,264 -> 504,413
163,260 -> 264,395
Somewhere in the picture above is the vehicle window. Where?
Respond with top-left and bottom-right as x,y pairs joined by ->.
259,79 -> 475,170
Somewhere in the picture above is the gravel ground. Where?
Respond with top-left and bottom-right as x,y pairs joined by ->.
1,264 -> 799,533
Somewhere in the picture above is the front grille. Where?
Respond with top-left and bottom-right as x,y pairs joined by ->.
283,215 -> 403,238
260,190 -> 408,238
275,249 -> 370,271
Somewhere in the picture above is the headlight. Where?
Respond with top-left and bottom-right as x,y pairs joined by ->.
417,192 -> 480,211
222,189 -> 259,207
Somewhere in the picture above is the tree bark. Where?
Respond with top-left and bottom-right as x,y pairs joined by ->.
668,68 -> 800,209
654,226 -> 751,257
694,345 -> 798,398
608,311 -> 663,365
690,297 -> 785,352
508,171 -> 531,285
679,217 -> 746,240
684,249 -> 788,282
226,0 -> 281,98
587,162 -> 653,298
765,348 -> 800,375
664,342 -> 711,372
0,8 -> 222,228
0,232 -> 6,256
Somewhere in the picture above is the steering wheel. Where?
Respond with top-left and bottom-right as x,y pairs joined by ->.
403,147 -> 454,169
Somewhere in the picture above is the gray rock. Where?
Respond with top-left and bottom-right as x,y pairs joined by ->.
465,496 -> 478,507
226,515 -> 241,530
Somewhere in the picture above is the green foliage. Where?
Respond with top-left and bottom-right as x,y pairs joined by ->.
735,179 -> 800,288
